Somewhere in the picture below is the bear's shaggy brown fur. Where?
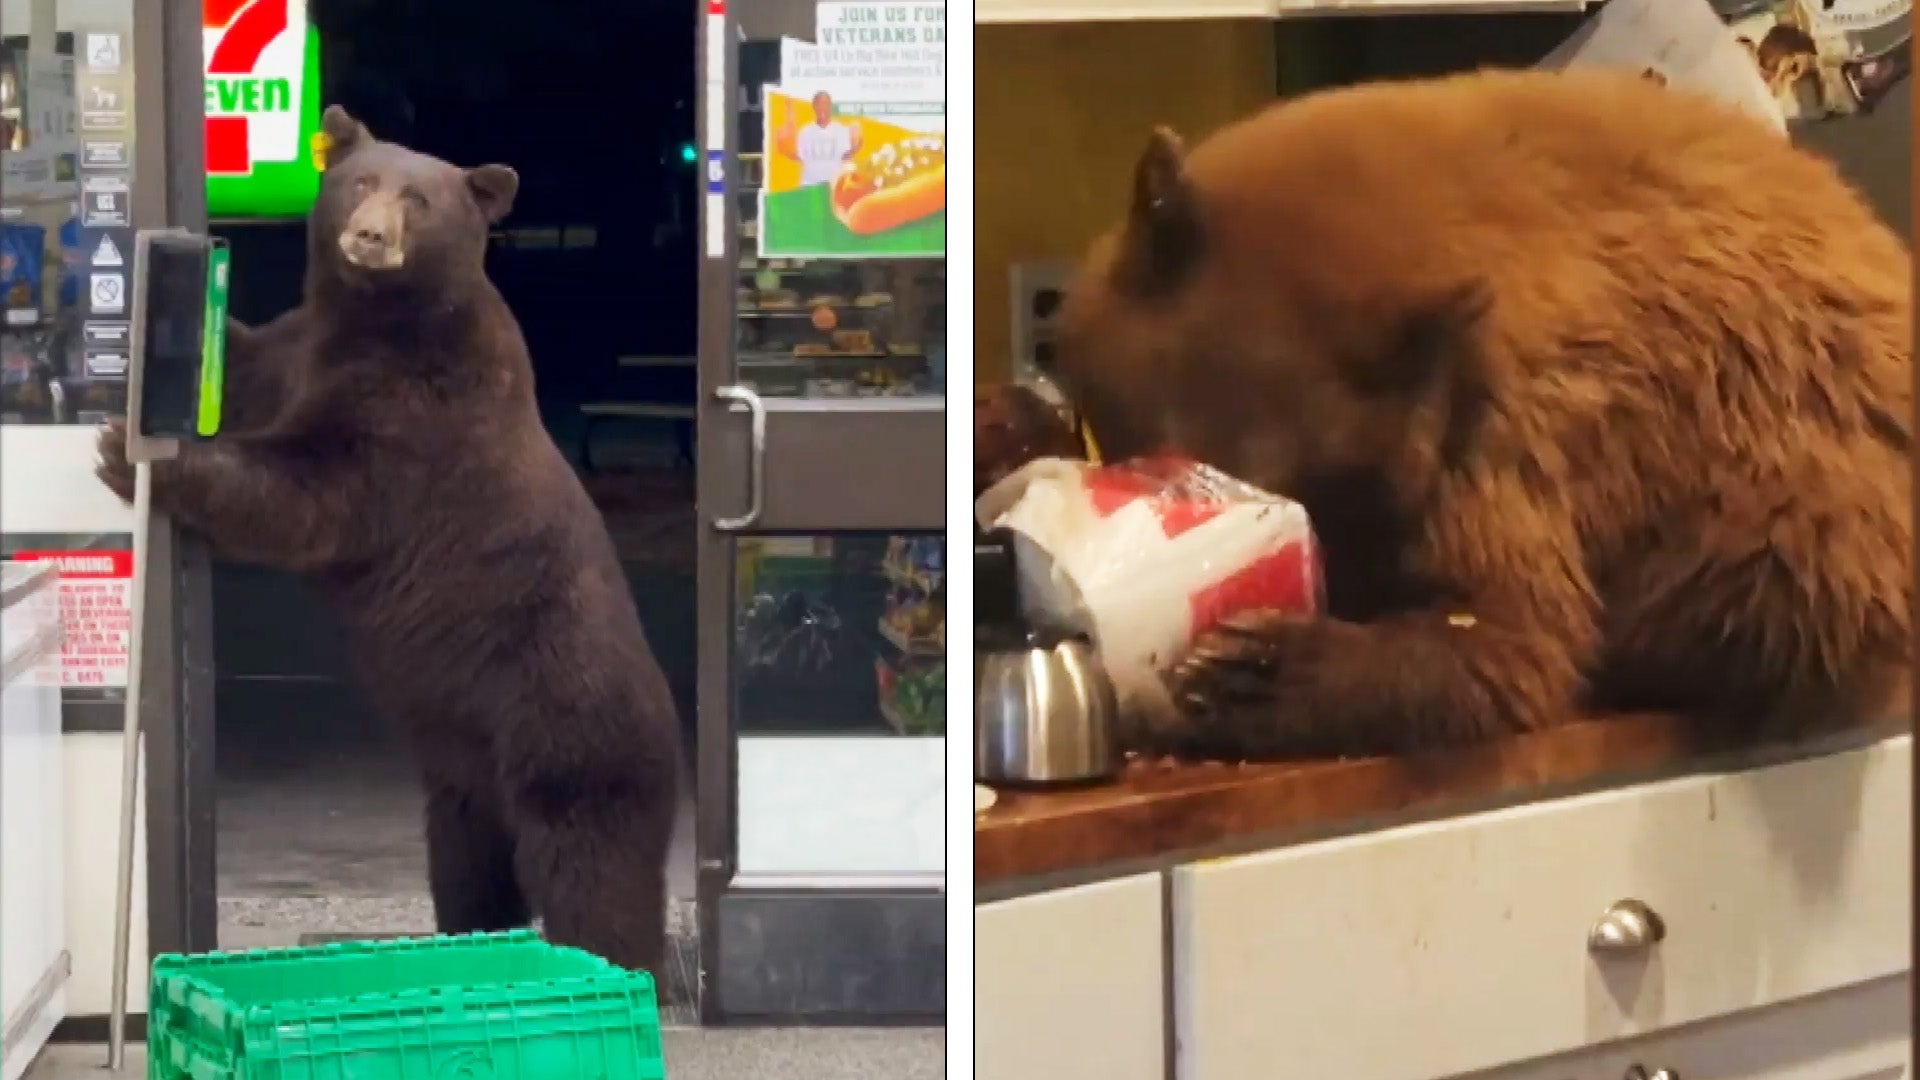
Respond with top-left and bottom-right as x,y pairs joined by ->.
97,107 -> 682,970
1051,68 -> 1912,760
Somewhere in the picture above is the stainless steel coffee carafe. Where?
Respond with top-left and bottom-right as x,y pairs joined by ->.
975,633 -> 1120,786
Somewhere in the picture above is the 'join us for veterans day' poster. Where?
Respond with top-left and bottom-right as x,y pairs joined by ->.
759,1 -> 945,260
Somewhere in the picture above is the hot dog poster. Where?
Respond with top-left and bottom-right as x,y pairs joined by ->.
760,1 -> 945,259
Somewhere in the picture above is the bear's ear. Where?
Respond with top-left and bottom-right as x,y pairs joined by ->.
319,105 -> 370,168
1116,126 -> 1203,296
467,165 -> 519,224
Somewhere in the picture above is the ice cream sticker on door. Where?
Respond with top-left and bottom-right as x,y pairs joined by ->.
203,0 -> 323,219
760,1 -> 945,259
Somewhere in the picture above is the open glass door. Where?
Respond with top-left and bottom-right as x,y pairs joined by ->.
694,0 -> 947,1023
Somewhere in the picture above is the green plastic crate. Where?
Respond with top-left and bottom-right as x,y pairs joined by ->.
147,930 -> 666,1080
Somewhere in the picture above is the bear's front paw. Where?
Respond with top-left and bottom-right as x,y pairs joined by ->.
94,417 -> 135,504
1163,611 -> 1350,760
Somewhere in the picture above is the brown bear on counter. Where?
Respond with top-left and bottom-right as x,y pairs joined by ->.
96,107 -> 682,971
1049,68 -> 1912,760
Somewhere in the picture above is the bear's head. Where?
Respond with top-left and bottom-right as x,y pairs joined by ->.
1047,123 -> 1492,513
308,105 -> 518,297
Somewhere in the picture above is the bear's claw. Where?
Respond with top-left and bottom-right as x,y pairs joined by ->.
1154,610 -> 1365,761
1171,609 -> 1298,712
95,416 -> 135,504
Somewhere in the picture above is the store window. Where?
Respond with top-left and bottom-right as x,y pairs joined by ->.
734,40 -> 946,401
2,0 -> 138,725
735,533 -> 945,738
735,532 -> 945,878
3,20 -> 127,428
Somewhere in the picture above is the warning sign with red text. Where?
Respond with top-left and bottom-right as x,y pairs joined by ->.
10,550 -> 132,688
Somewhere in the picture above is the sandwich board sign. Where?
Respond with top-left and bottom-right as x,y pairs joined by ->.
203,0 -> 324,219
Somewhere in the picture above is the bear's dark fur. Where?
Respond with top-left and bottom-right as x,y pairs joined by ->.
975,383 -> 1083,495
1051,69 -> 1912,760
97,107 -> 681,970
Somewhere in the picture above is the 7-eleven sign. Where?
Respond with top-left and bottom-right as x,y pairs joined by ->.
203,0 -> 309,177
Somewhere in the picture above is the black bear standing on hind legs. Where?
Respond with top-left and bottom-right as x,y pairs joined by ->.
95,106 -> 682,973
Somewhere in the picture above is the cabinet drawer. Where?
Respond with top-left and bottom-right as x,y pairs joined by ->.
977,873 -> 1165,1080
1472,975 -> 1909,1080
1173,736 -> 1911,1080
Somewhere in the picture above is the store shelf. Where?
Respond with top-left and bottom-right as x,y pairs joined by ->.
882,562 -> 940,592
878,696 -> 914,734
732,245 -> 942,397
878,618 -> 943,658
875,654 -> 946,737
738,351 -> 926,369
977,0 -> 1586,20
878,694 -> 945,737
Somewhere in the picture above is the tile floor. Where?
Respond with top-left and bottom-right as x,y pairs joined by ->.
214,690 -> 703,1015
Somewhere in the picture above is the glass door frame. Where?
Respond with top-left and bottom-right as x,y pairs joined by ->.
147,0 -> 221,965
692,0 -> 947,1024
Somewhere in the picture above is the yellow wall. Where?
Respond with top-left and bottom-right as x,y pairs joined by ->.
975,20 -> 1277,385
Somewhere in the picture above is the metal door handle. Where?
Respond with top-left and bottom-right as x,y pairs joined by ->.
712,384 -> 766,531
1588,898 -> 1666,954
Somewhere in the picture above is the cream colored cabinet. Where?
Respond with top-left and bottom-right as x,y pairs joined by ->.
1471,974 -> 1909,1080
1171,736 -> 1913,1080
977,873 -> 1166,1080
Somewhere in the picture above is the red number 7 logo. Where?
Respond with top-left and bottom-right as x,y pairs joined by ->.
203,0 -> 289,175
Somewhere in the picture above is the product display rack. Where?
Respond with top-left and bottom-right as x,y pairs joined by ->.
733,151 -> 945,399
732,534 -> 947,738
875,535 -> 945,737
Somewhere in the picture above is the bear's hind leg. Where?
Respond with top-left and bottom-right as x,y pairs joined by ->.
424,784 -> 531,934
510,776 -> 676,974
1594,484 -> 1910,733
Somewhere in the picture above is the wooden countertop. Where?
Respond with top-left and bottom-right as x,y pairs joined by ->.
975,713 -> 1876,890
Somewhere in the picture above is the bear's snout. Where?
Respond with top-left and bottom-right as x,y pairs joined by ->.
338,192 -> 407,270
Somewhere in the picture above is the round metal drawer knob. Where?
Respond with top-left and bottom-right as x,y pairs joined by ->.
1624,1065 -> 1679,1080
1587,898 -> 1666,954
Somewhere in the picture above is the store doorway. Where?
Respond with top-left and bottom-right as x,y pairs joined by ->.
204,0 -> 704,1012
164,0 -> 947,1024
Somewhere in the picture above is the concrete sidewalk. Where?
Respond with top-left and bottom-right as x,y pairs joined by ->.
28,1027 -> 945,1080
